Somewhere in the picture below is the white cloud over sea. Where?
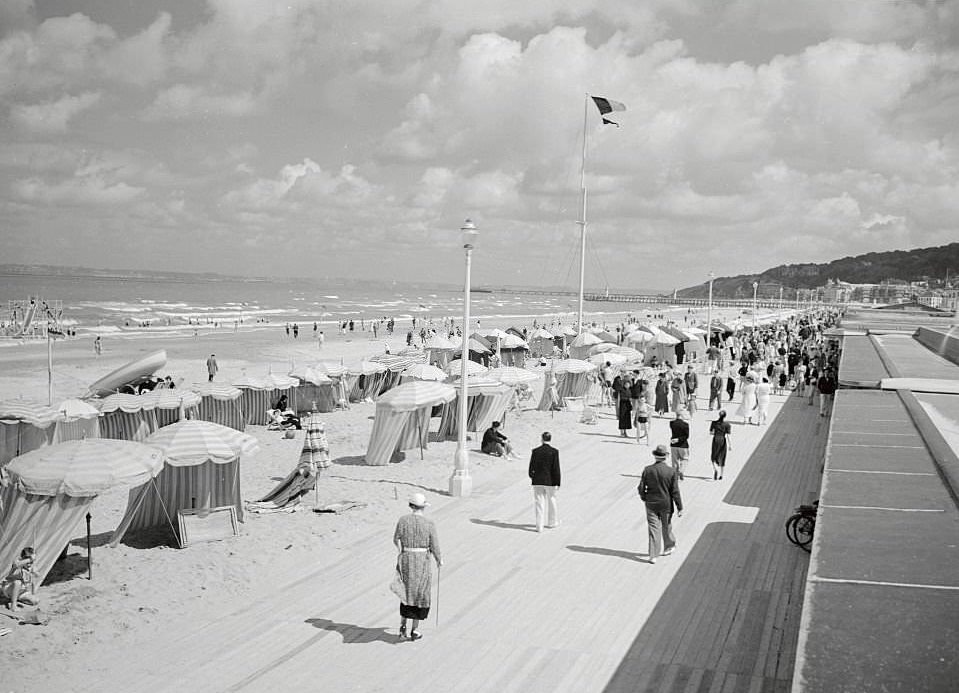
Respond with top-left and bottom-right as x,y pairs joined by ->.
1,0 -> 957,289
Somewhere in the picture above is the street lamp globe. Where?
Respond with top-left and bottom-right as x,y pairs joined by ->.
461,219 -> 478,248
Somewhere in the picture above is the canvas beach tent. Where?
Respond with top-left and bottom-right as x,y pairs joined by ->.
111,420 -> 258,547
0,400 -> 60,467
287,367 -> 336,414
232,373 -> 298,425
423,334 -> 456,369
528,328 -> 557,358
370,353 -> 428,395
365,381 -> 455,466
444,358 -> 488,379
54,398 -> 101,443
497,333 -> 530,367
536,359 -> 597,410
345,360 -> 390,402
568,331 -> 603,360
0,439 -> 163,586
191,382 -> 247,430
97,390 -> 201,442
436,376 -> 513,439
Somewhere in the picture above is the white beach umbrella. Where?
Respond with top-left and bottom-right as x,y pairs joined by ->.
445,359 -> 488,377
424,334 -> 455,350
486,366 -> 539,386
499,333 -> 529,349
482,328 -> 511,340
570,332 -> 603,348
402,363 -> 448,381
624,330 -> 654,345
589,352 -> 628,366
552,359 -> 596,374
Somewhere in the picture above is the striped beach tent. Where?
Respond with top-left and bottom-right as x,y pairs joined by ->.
0,400 -> 60,467
569,332 -> 603,360
111,420 -> 258,547
288,368 -> 336,414
370,353 -> 428,396
537,359 -> 598,410
436,377 -> 512,439
53,398 -> 101,443
345,361 -> 389,402
365,381 -> 455,465
233,373 -> 298,425
191,382 -> 246,431
1,440 -> 163,585
445,358 -> 488,379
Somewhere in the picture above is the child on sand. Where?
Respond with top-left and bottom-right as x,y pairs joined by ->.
2,547 -> 39,611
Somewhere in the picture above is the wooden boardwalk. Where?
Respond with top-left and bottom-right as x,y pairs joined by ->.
79,389 -> 827,693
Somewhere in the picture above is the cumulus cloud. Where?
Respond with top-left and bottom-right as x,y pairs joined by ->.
13,175 -> 144,205
143,84 -> 256,120
10,91 -> 101,132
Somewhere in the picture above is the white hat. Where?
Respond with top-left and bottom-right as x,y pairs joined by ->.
409,492 -> 428,509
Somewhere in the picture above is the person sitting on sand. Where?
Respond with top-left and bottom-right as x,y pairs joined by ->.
481,421 -> 514,458
2,547 -> 38,611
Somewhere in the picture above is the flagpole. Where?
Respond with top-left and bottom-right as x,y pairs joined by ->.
577,94 -> 589,334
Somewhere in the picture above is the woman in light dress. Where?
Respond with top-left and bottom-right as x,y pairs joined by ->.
755,376 -> 772,425
392,493 -> 442,641
736,372 -> 759,424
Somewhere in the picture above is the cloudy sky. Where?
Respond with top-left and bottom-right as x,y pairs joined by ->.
2,1 -> 958,291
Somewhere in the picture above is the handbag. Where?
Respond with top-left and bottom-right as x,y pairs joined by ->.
389,565 -> 406,600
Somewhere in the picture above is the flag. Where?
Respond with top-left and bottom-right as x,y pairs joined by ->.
591,96 -> 626,126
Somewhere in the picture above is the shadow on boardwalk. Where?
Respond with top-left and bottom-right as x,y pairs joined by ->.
603,395 -> 827,693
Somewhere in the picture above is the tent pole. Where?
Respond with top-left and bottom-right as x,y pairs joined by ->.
86,512 -> 93,580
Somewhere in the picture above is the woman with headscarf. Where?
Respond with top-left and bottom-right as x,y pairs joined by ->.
654,371 -> 670,416
392,493 -> 442,641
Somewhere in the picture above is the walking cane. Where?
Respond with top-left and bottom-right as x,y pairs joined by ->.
435,565 -> 441,627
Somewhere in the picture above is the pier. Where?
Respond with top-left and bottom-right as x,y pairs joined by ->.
479,287 -> 808,310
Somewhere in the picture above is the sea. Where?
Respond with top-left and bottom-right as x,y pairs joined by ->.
0,268 -> 668,341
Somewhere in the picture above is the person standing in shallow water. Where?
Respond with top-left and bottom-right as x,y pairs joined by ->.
393,493 -> 442,641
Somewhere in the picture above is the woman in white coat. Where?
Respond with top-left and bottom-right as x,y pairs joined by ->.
736,372 -> 759,425
755,376 -> 772,425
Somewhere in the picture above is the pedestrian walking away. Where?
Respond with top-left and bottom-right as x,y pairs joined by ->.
709,410 -> 732,480
638,445 -> 683,564
392,493 -> 442,641
529,431 -> 561,532
206,354 -> 218,382
669,409 -> 690,480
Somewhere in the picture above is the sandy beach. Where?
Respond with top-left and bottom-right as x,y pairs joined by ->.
0,305 -> 760,691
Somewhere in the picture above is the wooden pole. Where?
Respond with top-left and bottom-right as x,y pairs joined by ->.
86,512 -> 93,580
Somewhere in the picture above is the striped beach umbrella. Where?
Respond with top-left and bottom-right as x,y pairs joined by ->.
0,400 -> 61,427
6,439 -> 164,497
486,366 -> 539,386
300,412 -> 330,470
377,381 -> 456,412
552,359 -> 596,374
144,420 -> 259,466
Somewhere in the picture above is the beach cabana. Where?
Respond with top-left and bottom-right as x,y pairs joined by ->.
401,363 -> 448,382
569,331 -> 603,360
423,335 -> 455,368
233,373 -> 298,425
537,359 -> 597,410
1,439 -> 163,586
445,358 -> 488,379
370,353 -> 428,395
97,390 -> 201,442
528,328 -> 557,357
365,381 -> 455,466
0,400 -> 60,467
54,399 -> 101,443
436,377 -> 512,439
288,367 -> 336,414
345,361 -> 389,402
111,420 -> 258,547
191,382 -> 247,430
497,333 -> 529,367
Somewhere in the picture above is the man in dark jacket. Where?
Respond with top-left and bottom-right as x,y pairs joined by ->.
529,431 -> 561,532
638,445 -> 684,563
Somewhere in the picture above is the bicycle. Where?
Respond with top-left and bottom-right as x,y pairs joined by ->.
785,500 -> 818,550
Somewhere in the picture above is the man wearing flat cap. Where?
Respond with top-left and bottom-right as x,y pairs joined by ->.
638,444 -> 684,564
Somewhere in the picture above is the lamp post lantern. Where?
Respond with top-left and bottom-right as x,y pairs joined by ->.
752,281 -> 759,331
450,219 -> 478,497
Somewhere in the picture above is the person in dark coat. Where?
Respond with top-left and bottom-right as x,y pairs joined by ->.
654,371 -> 670,415
709,370 -> 724,410
528,431 -> 561,532
637,445 -> 683,564
613,373 -> 633,436
709,410 -> 732,480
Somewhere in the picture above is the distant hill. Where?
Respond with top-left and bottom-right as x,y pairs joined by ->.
677,242 -> 959,299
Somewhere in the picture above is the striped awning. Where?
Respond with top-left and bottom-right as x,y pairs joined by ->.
97,390 -> 202,413
191,382 -> 243,400
144,420 -> 259,466
552,359 -> 596,374
486,366 -> 539,386
232,373 -> 299,390
0,400 -> 60,428
376,380 -> 456,412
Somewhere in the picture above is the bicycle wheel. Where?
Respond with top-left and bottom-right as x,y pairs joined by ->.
787,515 -> 815,548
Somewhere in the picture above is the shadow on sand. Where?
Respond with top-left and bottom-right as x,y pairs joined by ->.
471,518 -> 537,532
305,618 -> 400,644
566,545 -> 644,561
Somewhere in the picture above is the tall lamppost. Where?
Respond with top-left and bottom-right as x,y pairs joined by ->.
450,219 -> 478,497
752,281 -> 759,331
706,271 -> 715,352
779,285 -> 784,322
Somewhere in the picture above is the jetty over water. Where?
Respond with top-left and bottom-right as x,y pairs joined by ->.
479,287 -> 812,310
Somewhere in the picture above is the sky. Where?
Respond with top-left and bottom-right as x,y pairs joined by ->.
1,0 -> 958,292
